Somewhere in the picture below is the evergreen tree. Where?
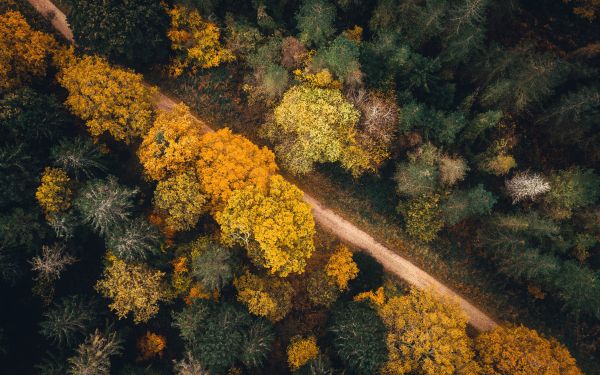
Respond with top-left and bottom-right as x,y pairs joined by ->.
74,177 -> 138,236
105,218 -> 161,262
296,0 -> 336,47
313,35 -> 361,84
69,0 -> 170,68
50,137 -> 107,180
441,184 -> 496,225
329,302 -> 388,374
172,300 -> 273,373
39,295 -> 98,348
190,236 -> 234,291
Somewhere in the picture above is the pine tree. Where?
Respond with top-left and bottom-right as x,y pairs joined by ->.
105,218 -> 161,262
329,302 -> 388,374
295,0 -> 336,47
441,184 -> 496,225
39,295 -> 98,348
74,177 -> 138,236
50,137 -> 106,180
190,236 -> 233,291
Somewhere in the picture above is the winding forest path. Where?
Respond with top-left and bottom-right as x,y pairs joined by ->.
26,0 -> 498,332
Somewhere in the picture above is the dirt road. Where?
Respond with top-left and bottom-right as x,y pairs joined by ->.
25,0 -> 499,332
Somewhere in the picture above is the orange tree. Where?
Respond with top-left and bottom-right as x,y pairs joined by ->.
138,103 -> 202,181
167,4 -> 234,76
57,55 -> 157,143
379,288 -> 479,375
474,326 -> 582,375
0,10 -> 56,91
217,175 -> 315,277
196,128 -> 278,210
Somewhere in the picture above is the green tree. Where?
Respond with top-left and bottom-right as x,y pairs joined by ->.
441,185 -> 496,225
74,177 -> 138,236
172,300 -> 273,373
105,218 -> 161,262
69,0 -> 170,67
50,137 -> 107,180
39,295 -> 98,348
190,236 -> 234,291
296,0 -> 336,47
329,302 -> 388,374
544,168 -> 600,219
313,35 -> 361,84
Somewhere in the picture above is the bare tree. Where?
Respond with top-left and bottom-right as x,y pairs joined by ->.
505,172 -> 551,204
31,244 -> 77,283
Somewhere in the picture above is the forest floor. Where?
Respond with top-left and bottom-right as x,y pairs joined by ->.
26,0 -> 499,332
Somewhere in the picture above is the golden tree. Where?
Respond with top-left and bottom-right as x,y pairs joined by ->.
287,335 -> 319,371
326,245 -> 359,290
474,326 -> 582,375
138,103 -> 202,181
0,11 -> 56,91
95,254 -> 166,324
217,175 -> 315,277
167,5 -> 234,76
379,288 -> 479,375
153,171 -> 207,232
196,128 -> 278,210
233,270 -> 293,322
265,85 -> 380,176
58,55 -> 157,143
35,167 -> 72,217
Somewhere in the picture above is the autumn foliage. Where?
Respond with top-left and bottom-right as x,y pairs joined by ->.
95,254 -> 166,324
380,288 -> 478,375
35,167 -> 72,217
217,175 -> 315,277
138,103 -> 202,181
287,335 -> 319,370
137,331 -> 166,361
0,11 -> 56,91
196,128 -> 278,209
167,5 -> 234,76
474,326 -> 582,375
58,55 -> 157,143
326,245 -> 359,290
233,270 -> 293,322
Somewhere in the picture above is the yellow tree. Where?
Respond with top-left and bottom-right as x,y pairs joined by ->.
0,11 -> 56,91
35,167 -> 72,217
95,254 -> 166,324
287,335 -> 319,371
167,5 -> 234,76
196,128 -> 278,209
153,171 -> 207,232
379,288 -> 479,375
265,85 -> 379,176
57,55 -> 157,143
326,245 -> 359,290
233,270 -> 293,322
217,175 -> 315,277
474,326 -> 582,375
138,103 -> 202,181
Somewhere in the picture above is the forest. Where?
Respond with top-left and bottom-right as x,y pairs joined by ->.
0,0 -> 599,373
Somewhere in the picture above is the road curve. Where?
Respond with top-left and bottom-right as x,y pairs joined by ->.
25,0 -> 499,332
